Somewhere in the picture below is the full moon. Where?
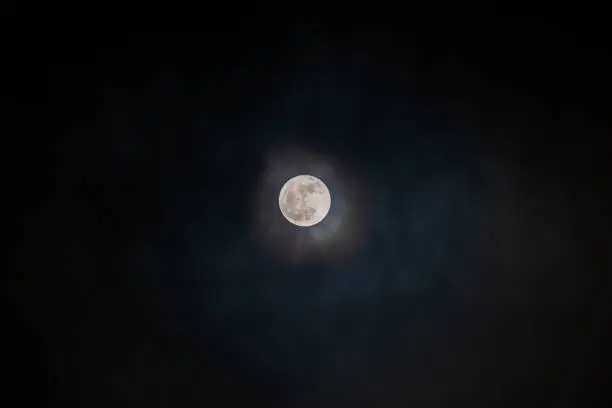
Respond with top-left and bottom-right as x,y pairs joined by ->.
278,174 -> 332,227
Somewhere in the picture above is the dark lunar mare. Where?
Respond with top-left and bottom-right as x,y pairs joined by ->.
283,184 -> 318,222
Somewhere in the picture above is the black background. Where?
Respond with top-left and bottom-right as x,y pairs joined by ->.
7,19 -> 612,407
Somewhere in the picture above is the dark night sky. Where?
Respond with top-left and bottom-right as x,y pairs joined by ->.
7,22 -> 612,407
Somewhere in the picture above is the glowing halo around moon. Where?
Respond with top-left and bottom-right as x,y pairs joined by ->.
278,175 -> 331,227
250,146 -> 371,264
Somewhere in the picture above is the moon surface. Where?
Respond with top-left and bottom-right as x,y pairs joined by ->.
278,175 -> 331,227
